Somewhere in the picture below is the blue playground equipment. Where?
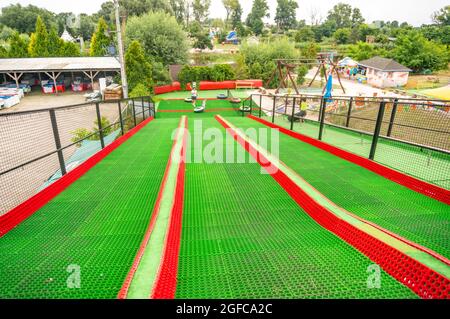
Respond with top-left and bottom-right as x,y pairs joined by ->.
226,31 -> 239,45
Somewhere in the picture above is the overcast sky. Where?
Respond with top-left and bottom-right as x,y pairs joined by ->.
0,0 -> 447,26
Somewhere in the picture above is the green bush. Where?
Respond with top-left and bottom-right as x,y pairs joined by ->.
297,65 -> 309,85
210,64 -> 236,82
178,64 -> 236,88
239,38 -> 299,88
71,117 -> 113,147
130,83 -> 150,98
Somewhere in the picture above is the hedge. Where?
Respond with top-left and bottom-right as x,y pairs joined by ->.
178,64 -> 236,89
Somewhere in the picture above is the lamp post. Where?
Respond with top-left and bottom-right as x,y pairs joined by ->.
114,0 -> 128,98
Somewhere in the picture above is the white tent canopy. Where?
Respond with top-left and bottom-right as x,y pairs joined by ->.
60,29 -> 76,42
338,57 -> 358,68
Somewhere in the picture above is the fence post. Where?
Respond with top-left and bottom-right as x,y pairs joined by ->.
290,97 -> 297,131
249,94 -> 253,116
272,96 -> 276,123
318,97 -> 326,140
49,109 -> 67,176
132,98 -> 137,127
387,98 -> 398,137
369,101 -> 386,160
259,94 -> 262,118
149,96 -> 156,119
141,97 -> 146,120
346,97 -> 353,127
118,101 -> 124,136
95,102 -> 105,149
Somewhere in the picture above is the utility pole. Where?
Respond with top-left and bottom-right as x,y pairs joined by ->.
114,0 -> 128,98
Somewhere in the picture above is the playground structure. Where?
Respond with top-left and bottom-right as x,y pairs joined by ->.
266,56 -> 346,95
225,30 -> 239,45
0,91 -> 449,299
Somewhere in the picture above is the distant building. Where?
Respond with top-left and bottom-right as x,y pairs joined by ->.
358,56 -> 412,88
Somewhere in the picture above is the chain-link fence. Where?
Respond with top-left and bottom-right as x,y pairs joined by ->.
0,96 -> 155,215
250,93 -> 450,189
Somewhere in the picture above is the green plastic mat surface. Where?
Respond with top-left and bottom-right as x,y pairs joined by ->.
261,115 -> 450,190
227,116 -> 450,260
155,89 -> 252,100
157,100 -> 244,119
175,117 -> 417,299
0,119 -> 179,299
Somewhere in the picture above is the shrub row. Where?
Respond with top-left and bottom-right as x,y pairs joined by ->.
178,64 -> 236,88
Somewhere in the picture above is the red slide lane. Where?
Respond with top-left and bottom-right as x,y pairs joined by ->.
248,115 -> 450,205
217,115 -> 449,299
0,117 -> 155,238
151,119 -> 188,299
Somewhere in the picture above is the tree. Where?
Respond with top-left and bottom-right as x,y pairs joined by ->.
126,11 -> 189,65
0,4 -> 57,34
90,17 -> 111,56
348,41 -> 386,61
299,42 -> 319,60
189,20 -> 212,49
326,3 -> 352,29
0,45 -> 7,58
170,0 -> 187,24
125,40 -> 153,92
60,41 -> 81,57
192,0 -> 211,23
147,0 -> 174,14
96,2 -> 115,25
275,0 -> 298,31
193,32 -> 213,50
239,38 -> 298,87
295,26 -> 315,42
47,27 -> 64,57
432,5 -> 450,26
356,23 -> 375,42
28,16 -> 49,57
393,30 -> 449,72
223,0 -> 236,23
8,32 -> 29,58
111,0 -> 174,17
0,26 -> 15,41
334,28 -> 351,44
72,14 -> 97,40
231,1 -> 243,29
246,0 -> 269,36
297,65 -> 309,85
312,19 -> 337,41
351,8 -> 365,28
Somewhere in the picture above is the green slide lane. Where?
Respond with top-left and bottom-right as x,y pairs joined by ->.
264,117 -> 450,189
226,117 -> 450,260
126,117 -> 187,299
157,100 -> 242,119
175,117 -> 416,299
0,118 -> 180,299
218,115 -> 449,279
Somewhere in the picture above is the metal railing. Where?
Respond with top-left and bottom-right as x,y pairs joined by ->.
248,93 -> 450,189
0,96 -> 155,215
